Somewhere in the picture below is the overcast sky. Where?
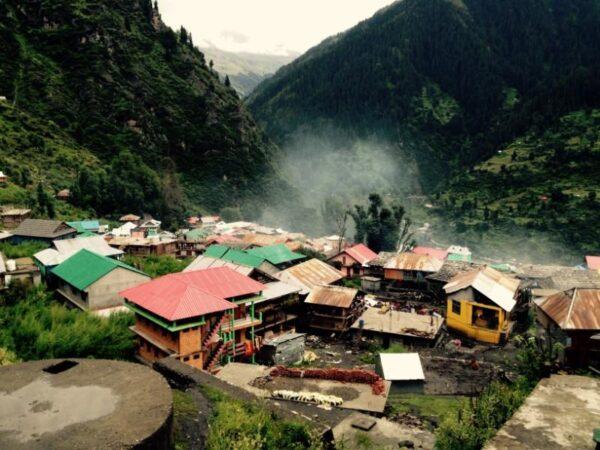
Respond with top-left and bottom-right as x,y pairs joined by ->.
156,0 -> 396,55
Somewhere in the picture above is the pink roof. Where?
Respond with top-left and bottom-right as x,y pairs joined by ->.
120,267 -> 264,321
412,246 -> 449,260
586,256 -> 600,270
345,244 -> 378,265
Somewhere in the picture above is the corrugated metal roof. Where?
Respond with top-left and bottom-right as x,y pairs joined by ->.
247,244 -> 305,265
351,308 -> 443,339
0,208 -> 31,216
260,281 -> 301,301
120,266 -> 263,321
53,236 -> 123,259
183,255 -> 254,276
66,220 -> 100,232
426,261 -> 482,283
305,285 -> 358,308
536,289 -> 600,330
384,253 -> 444,273
586,256 -> 600,271
242,233 -> 287,247
412,246 -> 448,261
52,249 -> 148,291
444,266 -> 519,312
342,244 -> 378,265
13,219 -> 76,239
204,244 -> 230,259
275,258 -> 344,294
119,214 -> 140,221
121,276 -> 237,321
378,353 -> 425,381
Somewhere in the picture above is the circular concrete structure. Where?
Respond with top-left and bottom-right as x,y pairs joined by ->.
0,359 -> 173,449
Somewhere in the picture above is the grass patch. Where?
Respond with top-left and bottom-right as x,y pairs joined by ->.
358,342 -> 407,364
198,384 -> 321,450
172,390 -> 198,450
387,393 -> 468,425
0,241 -> 48,258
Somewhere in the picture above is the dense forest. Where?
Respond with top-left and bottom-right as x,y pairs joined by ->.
248,0 -> 600,253
0,0 -> 289,225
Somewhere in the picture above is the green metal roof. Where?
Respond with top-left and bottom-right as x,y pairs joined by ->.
52,249 -> 147,291
203,244 -> 266,269
222,248 -> 265,268
66,220 -> 100,233
205,244 -> 230,259
247,244 -> 305,265
448,253 -> 473,262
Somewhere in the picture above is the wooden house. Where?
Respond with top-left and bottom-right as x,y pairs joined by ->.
0,208 -> 31,229
304,285 -> 363,334
444,266 -> 520,344
52,249 -> 150,314
275,258 -> 345,295
11,219 -> 77,244
535,288 -> 600,367
107,236 -> 177,257
327,243 -> 378,278
425,261 -> 482,300
121,267 -> 265,372
253,281 -> 302,338
383,253 -> 444,288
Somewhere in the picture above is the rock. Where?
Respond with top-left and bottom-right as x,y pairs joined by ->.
398,439 -> 414,448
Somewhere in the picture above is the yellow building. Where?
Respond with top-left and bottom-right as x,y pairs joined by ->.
444,266 -> 520,344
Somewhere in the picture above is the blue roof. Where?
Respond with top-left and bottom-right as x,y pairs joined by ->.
66,220 -> 100,232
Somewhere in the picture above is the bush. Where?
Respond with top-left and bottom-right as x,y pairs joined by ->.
435,380 -> 529,450
123,254 -> 190,278
0,241 -> 48,258
202,386 -> 320,450
0,286 -> 135,361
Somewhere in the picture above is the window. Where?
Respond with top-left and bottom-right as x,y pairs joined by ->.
452,300 -> 461,315
471,306 -> 500,330
193,354 -> 200,360
183,356 -> 190,362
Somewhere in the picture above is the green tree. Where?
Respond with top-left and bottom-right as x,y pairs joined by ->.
350,193 -> 414,253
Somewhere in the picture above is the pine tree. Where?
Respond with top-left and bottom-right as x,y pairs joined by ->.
224,75 -> 231,87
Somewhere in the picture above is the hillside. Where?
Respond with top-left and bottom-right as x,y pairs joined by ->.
248,0 -> 600,254
432,109 -> 600,258
200,47 -> 296,96
249,0 -> 599,187
0,101 -> 99,218
0,0 -> 288,224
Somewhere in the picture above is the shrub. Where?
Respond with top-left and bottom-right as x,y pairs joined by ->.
0,286 -> 135,361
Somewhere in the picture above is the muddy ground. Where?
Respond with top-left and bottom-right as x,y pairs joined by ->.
303,333 -> 512,396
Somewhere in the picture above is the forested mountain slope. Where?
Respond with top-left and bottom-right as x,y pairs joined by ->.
248,0 -> 600,191
0,0 -> 287,224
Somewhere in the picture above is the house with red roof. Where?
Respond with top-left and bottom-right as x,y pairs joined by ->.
120,266 -> 265,372
585,256 -> 600,271
412,246 -> 449,261
327,243 -> 378,278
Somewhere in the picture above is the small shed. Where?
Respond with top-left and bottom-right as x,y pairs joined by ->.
56,189 -> 71,200
258,332 -> 306,365
375,353 -> 425,394
361,276 -> 381,292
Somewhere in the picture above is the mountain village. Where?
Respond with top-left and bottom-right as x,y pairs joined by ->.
0,202 -> 599,449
